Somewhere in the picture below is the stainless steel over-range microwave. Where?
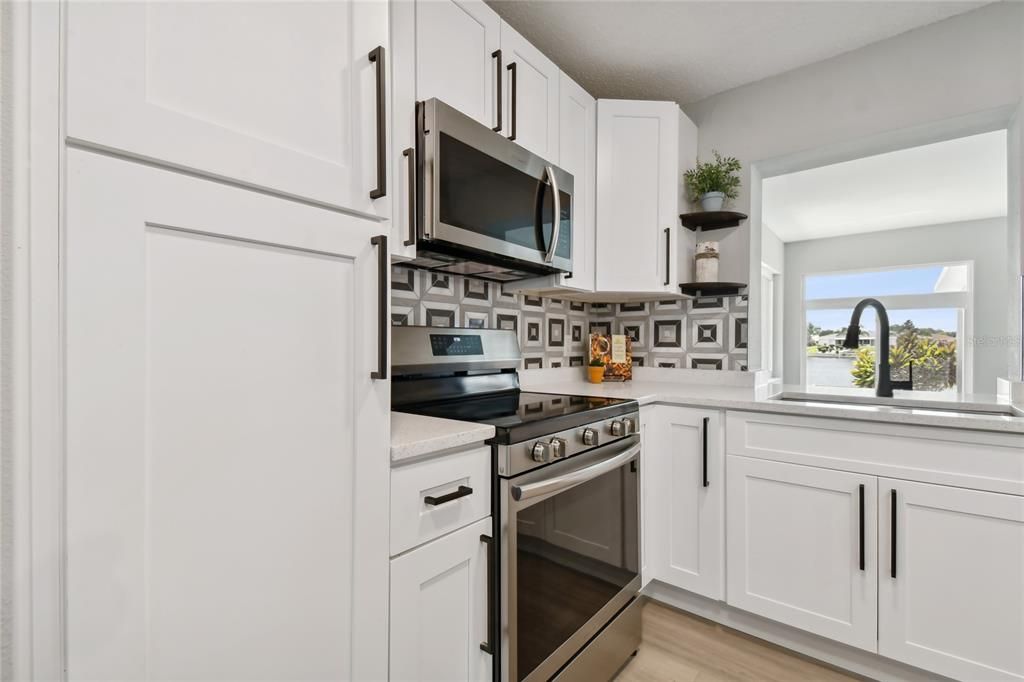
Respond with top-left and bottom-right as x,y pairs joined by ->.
403,98 -> 574,282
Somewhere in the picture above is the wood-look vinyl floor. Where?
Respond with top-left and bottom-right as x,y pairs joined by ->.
615,600 -> 863,682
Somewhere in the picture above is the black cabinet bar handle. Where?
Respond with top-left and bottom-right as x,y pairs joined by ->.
370,235 -> 388,380
491,50 -> 503,132
701,416 -> 710,487
890,488 -> 898,579
423,485 -> 473,506
664,227 -> 671,286
858,484 -> 866,571
402,147 -> 416,246
369,46 -> 387,199
506,62 -> 517,141
480,534 -> 495,655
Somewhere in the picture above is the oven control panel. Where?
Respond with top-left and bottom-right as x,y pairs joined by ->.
429,333 -> 483,356
497,410 -> 641,477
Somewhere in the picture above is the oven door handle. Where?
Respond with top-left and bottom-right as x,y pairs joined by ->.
511,441 -> 640,502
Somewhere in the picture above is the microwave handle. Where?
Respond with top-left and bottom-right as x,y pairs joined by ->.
542,166 -> 561,264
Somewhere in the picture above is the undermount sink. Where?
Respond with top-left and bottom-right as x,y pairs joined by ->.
770,392 -> 1022,418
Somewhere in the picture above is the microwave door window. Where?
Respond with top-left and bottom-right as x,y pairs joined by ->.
438,133 -> 571,260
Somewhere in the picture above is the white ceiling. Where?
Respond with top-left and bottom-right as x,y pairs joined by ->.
486,1 -> 988,105
762,130 -> 1008,243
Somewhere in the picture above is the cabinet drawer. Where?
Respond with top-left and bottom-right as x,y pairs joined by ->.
726,411 -> 1024,495
391,446 -> 491,555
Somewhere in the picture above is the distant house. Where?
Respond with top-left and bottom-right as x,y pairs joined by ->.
815,330 -> 875,347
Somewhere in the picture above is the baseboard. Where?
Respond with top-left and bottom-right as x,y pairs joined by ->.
642,580 -> 951,682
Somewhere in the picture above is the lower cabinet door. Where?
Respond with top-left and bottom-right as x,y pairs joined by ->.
726,456 -> 878,651
390,518 -> 493,681
879,479 -> 1024,681
646,406 -> 724,599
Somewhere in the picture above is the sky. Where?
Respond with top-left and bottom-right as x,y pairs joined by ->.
805,266 -> 960,333
805,266 -> 946,299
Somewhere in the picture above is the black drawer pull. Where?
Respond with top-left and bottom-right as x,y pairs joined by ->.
858,483 -> 865,571
424,485 -> 473,506
403,147 -> 416,246
507,62 -> 517,141
368,46 -> 386,199
369,235 -> 388,380
891,488 -> 898,579
701,416 -> 709,487
491,49 -> 503,132
664,227 -> 671,286
480,534 -> 494,655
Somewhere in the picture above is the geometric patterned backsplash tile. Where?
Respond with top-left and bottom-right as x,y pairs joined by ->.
392,265 -> 747,371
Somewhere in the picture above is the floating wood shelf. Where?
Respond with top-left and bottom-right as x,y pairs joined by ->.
679,211 -> 748,232
678,281 -> 747,298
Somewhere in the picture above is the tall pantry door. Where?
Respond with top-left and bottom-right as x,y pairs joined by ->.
63,149 -> 389,680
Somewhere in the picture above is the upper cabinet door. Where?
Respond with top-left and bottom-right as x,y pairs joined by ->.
500,22 -> 560,162
416,0 -> 500,129
879,479 -> 1024,681
596,100 -> 679,293
557,73 -> 596,291
63,149 -> 390,680
66,1 -> 389,218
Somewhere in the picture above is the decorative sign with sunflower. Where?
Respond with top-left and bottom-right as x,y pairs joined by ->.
589,333 -> 632,381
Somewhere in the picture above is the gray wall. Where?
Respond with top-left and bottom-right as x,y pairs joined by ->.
781,217 -> 1009,392
1009,107 -> 1023,380
684,2 -> 1023,217
681,2 -> 1024,372
762,224 -> 784,273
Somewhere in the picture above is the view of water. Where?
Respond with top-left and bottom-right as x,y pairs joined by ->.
807,355 -> 856,387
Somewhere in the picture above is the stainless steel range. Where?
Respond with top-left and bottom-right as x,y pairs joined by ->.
392,326 -> 642,682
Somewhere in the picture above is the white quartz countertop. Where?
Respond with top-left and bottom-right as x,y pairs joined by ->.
520,378 -> 1024,436
390,412 -> 496,462
390,373 -> 1024,460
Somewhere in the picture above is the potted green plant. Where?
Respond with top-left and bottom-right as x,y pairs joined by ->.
587,357 -> 605,384
684,150 -> 742,211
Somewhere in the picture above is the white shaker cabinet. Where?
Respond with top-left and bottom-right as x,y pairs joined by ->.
500,21 -> 561,162
66,0 -> 390,218
645,407 -> 724,600
555,73 -> 597,291
390,518 -> 494,682
390,0 -> 501,259
595,100 -> 698,294
879,479 -> 1024,681
63,149 -> 390,680
726,456 -> 878,652
413,0 -> 501,130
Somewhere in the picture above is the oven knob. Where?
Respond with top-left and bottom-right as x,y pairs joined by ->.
550,437 -> 567,459
609,420 -> 625,437
581,427 -> 599,446
531,441 -> 551,463
623,417 -> 636,435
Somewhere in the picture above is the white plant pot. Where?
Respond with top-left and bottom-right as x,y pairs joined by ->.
699,191 -> 725,211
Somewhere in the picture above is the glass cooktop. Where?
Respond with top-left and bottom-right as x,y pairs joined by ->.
396,391 -> 638,444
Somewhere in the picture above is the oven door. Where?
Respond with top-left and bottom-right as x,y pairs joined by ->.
500,436 -> 641,682
420,98 -> 573,274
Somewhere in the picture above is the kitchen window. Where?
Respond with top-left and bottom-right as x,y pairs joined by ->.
803,263 -> 971,392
